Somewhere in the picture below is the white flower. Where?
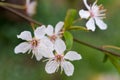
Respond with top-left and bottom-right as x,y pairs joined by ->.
14,26 -> 53,61
26,0 -> 37,16
79,0 -> 107,31
43,39 -> 82,76
45,21 -> 64,43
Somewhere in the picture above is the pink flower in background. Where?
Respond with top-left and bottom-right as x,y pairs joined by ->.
79,0 -> 107,31
26,0 -> 37,16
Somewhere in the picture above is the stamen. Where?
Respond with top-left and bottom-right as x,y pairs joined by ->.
28,49 -> 32,54
56,64 -> 60,72
100,9 -> 107,13
55,54 -> 63,62
99,4 -> 104,10
97,4 -> 106,19
99,16 -> 106,19
42,59 -> 51,62
98,13 -> 106,17
50,34 -> 57,42
31,52 -> 34,59
31,39 -> 39,47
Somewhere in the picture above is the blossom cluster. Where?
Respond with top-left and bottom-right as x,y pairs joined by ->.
14,0 -> 107,77
14,21 -> 82,76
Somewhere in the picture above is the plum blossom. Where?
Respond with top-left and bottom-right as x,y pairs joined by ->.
45,21 -> 64,43
43,39 -> 82,76
26,0 -> 37,16
79,0 -> 107,31
14,26 -> 53,61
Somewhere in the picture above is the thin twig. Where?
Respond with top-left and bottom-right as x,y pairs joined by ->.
0,2 -> 25,9
30,22 -> 35,31
74,38 -> 120,57
1,6 -> 120,57
1,6 -> 42,26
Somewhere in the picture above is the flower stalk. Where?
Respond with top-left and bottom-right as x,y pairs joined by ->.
102,45 -> 120,50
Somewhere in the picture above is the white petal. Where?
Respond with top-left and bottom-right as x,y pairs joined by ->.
86,18 -> 96,31
83,0 -> 90,10
95,17 -> 107,30
79,9 -> 90,19
34,50 -> 43,61
14,42 -> 31,54
41,37 -> 54,51
42,50 -> 54,58
38,37 -> 54,58
64,51 -> 82,61
54,39 -> 66,54
17,31 -> 32,41
61,61 -> 74,76
34,25 -> 46,39
45,60 -> 59,74
46,25 -> 54,36
38,45 -> 54,58
32,47 -> 43,61
55,21 -> 64,34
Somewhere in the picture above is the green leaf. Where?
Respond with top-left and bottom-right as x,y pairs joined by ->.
63,31 -> 73,50
64,9 -> 77,30
103,54 -> 108,63
68,26 -> 89,31
107,54 -> 120,73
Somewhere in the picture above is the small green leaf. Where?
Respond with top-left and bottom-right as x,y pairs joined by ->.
68,26 -> 89,31
107,54 -> 120,73
63,31 -> 73,50
64,9 -> 77,30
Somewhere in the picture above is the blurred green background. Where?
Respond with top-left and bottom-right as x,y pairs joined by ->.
0,0 -> 120,80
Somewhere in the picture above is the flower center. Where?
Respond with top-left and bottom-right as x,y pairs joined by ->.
31,39 -> 39,47
55,54 -> 63,62
90,10 -> 95,17
50,34 -> 57,42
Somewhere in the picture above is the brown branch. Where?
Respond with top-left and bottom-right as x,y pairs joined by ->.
1,6 -> 120,57
1,6 -> 42,26
74,38 -> 120,57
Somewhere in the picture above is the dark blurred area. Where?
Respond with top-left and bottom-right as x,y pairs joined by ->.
0,0 -> 26,21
